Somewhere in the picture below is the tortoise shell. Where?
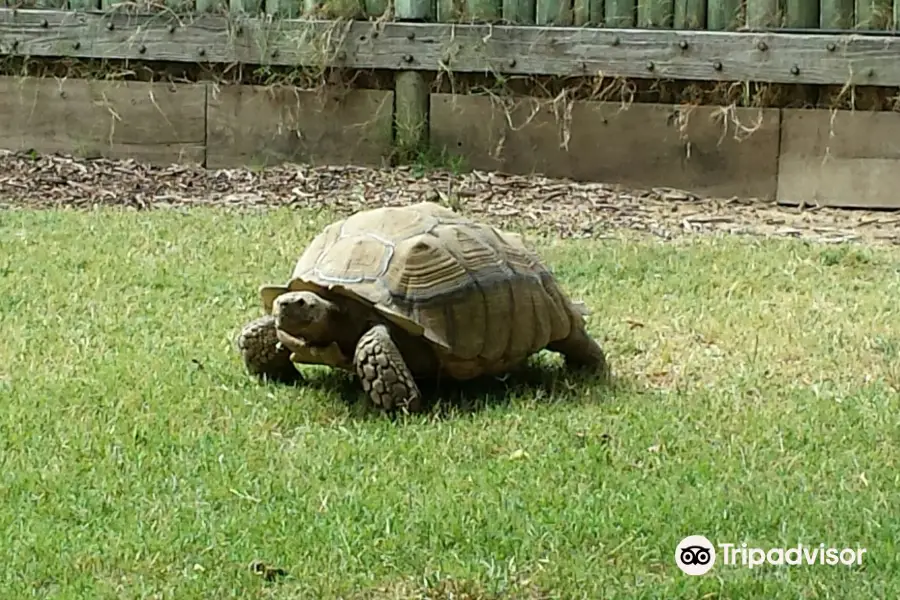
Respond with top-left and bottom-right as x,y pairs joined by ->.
261,202 -> 584,379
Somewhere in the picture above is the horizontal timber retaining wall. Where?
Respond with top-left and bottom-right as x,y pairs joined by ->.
2,75 -> 900,209
3,9 -> 900,209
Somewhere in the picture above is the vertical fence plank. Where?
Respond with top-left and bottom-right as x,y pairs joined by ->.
856,0 -> 891,28
503,0 -> 536,21
746,0 -> 780,25
821,0 -> 853,26
571,0 -> 604,23
364,0 -> 389,16
102,0 -> 176,11
264,0 -> 299,16
395,0 -> 431,17
605,0 -> 635,24
574,0 -> 591,23
439,0 -> 501,20
638,0 -> 674,26
302,0 -> 365,16
68,0 -> 100,9
195,0 -> 222,13
785,0 -> 818,24
707,0 -> 743,28
536,0 -> 574,23
674,0 -> 705,26
229,0 -> 260,13
468,0 -> 503,19
436,0 -> 451,20
17,0 -> 97,5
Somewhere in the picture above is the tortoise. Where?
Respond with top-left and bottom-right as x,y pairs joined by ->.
236,201 -> 608,412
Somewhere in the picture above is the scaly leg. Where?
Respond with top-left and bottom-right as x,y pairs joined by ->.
237,314 -> 301,384
548,324 -> 610,380
353,324 -> 423,412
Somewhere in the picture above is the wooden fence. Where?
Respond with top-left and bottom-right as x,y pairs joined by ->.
3,0 -> 899,29
1,3 -> 900,208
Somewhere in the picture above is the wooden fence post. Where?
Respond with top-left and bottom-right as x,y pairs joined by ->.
394,0 -> 433,161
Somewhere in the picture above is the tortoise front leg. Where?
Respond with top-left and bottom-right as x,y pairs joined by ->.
353,324 -> 423,413
237,314 -> 302,384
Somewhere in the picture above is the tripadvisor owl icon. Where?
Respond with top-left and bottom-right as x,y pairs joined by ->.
675,535 -> 717,576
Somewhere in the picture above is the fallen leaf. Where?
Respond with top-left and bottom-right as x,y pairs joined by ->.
508,449 -> 530,461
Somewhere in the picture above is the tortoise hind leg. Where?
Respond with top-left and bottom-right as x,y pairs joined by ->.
237,314 -> 302,384
354,324 -> 424,413
548,325 -> 610,378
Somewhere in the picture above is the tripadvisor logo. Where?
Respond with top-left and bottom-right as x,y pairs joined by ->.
675,535 -> 716,576
675,536 -> 867,576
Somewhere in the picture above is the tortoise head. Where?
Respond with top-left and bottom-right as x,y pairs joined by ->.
272,291 -> 338,345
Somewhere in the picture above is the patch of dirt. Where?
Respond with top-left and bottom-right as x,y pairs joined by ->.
1,150 -> 899,246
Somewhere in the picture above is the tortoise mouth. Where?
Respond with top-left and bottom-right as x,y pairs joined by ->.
276,329 -> 306,353
274,311 -> 312,337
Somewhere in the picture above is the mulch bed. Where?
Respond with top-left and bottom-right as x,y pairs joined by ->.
2,150 -> 898,246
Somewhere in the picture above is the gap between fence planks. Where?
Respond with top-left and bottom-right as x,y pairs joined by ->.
3,9 -> 900,86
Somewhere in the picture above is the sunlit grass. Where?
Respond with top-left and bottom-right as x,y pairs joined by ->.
0,207 -> 897,598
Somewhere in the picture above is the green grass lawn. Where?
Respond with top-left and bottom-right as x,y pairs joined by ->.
1,207 -> 898,599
